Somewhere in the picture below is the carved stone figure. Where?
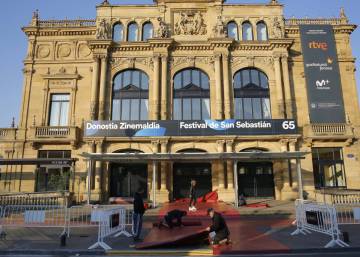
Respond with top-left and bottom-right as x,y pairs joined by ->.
174,11 -> 207,35
156,18 -> 169,38
271,17 -> 284,39
96,18 -> 111,40
212,15 -> 226,37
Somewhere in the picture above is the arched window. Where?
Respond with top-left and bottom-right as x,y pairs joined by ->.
142,22 -> 153,41
233,68 -> 271,119
256,22 -> 268,41
227,21 -> 238,40
112,69 -> 149,120
127,22 -> 138,42
242,21 -> 253,41
173,68 -> 210,120
112,23 -> 124,42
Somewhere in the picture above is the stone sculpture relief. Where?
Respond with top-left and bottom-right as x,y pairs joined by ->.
96,18 -> 111,40
212,15 -> 226,37
174,11 -> 207,35
156,17 -> 169,38
271,17 -> 285,39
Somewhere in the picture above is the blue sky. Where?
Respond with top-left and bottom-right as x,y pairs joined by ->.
0,0 -> 359,127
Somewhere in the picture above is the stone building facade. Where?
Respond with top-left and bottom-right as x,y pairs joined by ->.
0,0 -> 359,203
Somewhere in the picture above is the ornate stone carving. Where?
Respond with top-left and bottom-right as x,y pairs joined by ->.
259,56 -> 274,66
170,56 -> 214,70
78,43 -> 91,58
212,15 -> 226,38
58,44 -> 72,58
110,57 -> 154,70
271,17 -> 285,39
96,18 -> 111,40
155,17 -> 169,38
231,56 -> 255,66
174,11 -> 207,35
37,45 -> 50,59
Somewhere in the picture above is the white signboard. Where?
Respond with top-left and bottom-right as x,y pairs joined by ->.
24,210 -> 45,223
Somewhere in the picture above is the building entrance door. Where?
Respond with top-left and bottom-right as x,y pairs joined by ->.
173,163 -> 212,200
109,163 -> 147,198
238,162 -> 274,198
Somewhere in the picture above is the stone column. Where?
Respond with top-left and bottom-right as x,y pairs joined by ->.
226,140 -> 234,189
222,53 -> 232,119
289,139 -> 298,187
161,55 -> 168,120
274,55 -> 285,118
149,141 -> 159,202
214,53 -> 223,119
217,140 -> 225,189
86,141 -> 95,200
160,141 -> 167,190
152,55 -> 161,120
98,56 -> 108,120
281,54 -> 293,118
94,141 -> 103,193
90,57 -> 100,120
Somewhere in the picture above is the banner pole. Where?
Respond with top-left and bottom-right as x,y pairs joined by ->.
233,161 -> 238,208
152,161 -> 157,208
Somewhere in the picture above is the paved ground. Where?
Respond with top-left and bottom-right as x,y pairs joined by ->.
0,200 -> 359,256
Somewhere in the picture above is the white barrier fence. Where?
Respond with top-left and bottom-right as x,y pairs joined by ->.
88,207 -> 133,250
334,203 -> 360,225
0,204 -> 134,249
0,205 -> 67,235
291,199 -> 349,248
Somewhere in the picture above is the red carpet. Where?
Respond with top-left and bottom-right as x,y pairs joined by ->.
136,200 -> 290,254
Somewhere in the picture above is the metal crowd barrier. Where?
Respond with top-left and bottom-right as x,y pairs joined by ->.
0,203 -> 134,247
88,207 -> 133,250
291,199 -> 349,248
0,205 -> 67,236
334,203 -> 360,225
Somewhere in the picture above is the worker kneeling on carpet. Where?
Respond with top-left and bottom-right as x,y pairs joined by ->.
159,209 -> 187,229
206,208 -> 231,245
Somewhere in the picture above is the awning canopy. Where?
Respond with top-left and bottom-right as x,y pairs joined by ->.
79,151 -> 308,163
0,158 -> 78,167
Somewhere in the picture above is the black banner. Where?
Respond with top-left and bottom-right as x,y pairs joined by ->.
300,25 -> 346,123
84,120 -> 297,137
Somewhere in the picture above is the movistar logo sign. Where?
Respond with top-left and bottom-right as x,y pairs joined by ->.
315,79 -> 330,90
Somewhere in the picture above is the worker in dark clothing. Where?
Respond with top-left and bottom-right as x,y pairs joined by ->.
206,208 -> 230,245
133,188 -> 146,241
189,179 -> 197,211
160,209 -> 187,229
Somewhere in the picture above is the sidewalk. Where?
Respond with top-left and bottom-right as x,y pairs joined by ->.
0,200 -> 359,255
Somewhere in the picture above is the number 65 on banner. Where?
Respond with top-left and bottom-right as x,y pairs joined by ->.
282,121 -> 296,130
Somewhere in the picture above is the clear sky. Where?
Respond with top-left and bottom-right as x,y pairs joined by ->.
0,0 -> 359,127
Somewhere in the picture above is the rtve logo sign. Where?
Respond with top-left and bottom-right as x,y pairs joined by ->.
308,41 -> 328,51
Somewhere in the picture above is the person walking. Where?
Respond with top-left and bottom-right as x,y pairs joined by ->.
189,179 -> 197,211
206,208 -> 230,245
133,188 -> 146,241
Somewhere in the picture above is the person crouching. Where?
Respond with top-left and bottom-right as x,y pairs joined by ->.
159,209 -> 187,229
206,208 -> 231,245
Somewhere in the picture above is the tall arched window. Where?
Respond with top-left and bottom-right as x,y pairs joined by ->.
242,21 -> 253,41
173,68 -> 210,120
112,23 -> 124,42
227,21 -> 238,40
142,22 -> 153,41
233,68 -> 271,119
256,21 -> 268,41
127,22 -> 138,42
112,69 -> 149,120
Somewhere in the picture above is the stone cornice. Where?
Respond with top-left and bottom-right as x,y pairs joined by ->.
285,24 -> 357,35
22,27 -> 96,37
88,40 -> 113,50
231,39 -> 293,51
